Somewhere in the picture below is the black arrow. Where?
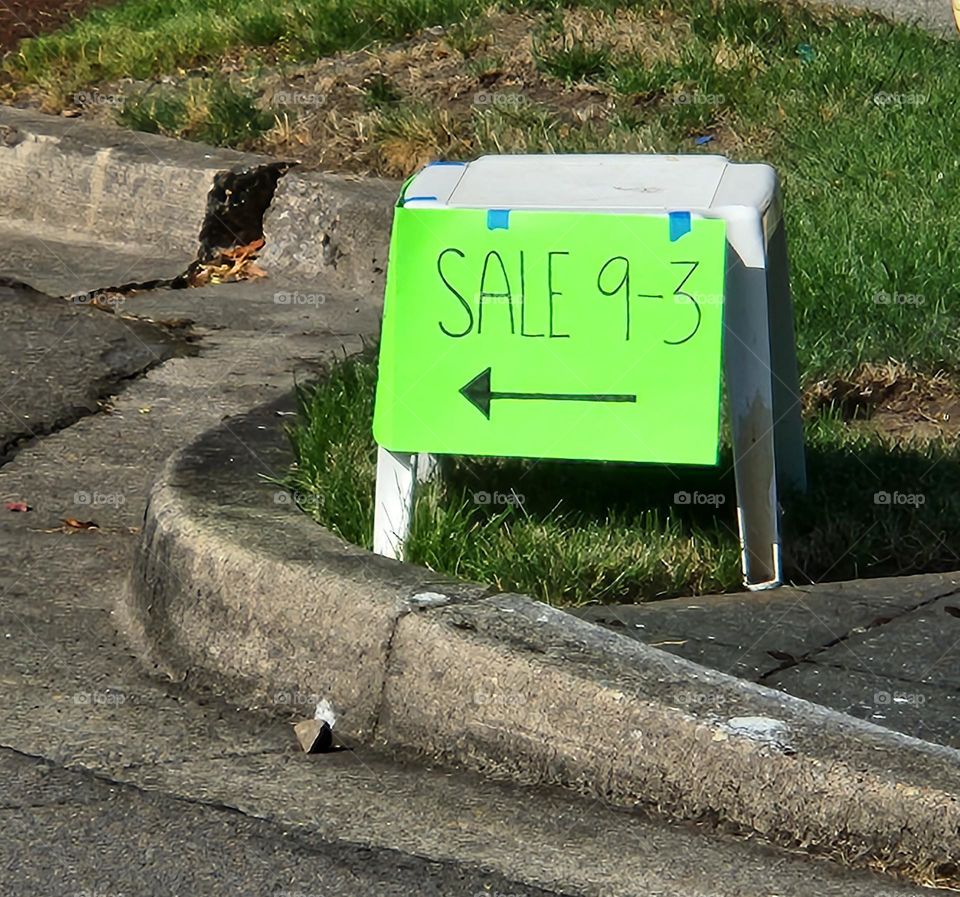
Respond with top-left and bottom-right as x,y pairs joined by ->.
459,367 -> 637,419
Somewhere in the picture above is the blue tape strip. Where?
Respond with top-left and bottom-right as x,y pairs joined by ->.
669,211 -> 692,242
402,195 -> 438,205
428,160 -> 467,166
487,209 -> 510,230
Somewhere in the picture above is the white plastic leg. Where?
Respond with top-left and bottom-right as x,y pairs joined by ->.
765,217 -> 806,494
373,447 -> 417,560
723,207 -> 783,590
416,453 -> 440,484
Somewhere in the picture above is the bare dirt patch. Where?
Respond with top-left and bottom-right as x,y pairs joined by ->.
256,8 -> 695,176
0,0 -> 115,53
806,361 -> 960,442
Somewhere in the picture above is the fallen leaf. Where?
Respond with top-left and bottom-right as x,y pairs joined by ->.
61,518 -> 99,531
190,239 -> 268,286
221,238 -> 265,261
4,501 -> 30,512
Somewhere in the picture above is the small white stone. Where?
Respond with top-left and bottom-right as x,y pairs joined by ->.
408,591 -> 450,608
725,716 -> 789,742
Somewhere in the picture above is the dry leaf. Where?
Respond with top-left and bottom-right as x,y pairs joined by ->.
221,238 -> 265,261
61,518 -> 99,531
190,239 -> 269,286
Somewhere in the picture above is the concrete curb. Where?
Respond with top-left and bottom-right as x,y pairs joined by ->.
122,391 -> 960,886
0,106 -> 397,290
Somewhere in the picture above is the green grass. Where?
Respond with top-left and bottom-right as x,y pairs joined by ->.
115,78 -> 272,147
444,14 -> 492,56
284,354 -> 960,605
361,72 -> 402,109
532,31 -> 612,82
4,0 -> 512,100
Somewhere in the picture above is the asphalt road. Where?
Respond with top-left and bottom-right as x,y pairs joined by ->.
0,279 -> 181,464
0,748 -> 564,897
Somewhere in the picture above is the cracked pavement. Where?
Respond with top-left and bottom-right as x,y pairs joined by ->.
579,572 -> 960,747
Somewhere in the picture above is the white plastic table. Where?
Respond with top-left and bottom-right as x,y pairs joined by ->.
372,154 -> 805,590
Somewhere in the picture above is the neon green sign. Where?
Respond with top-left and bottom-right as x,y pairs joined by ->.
373,208 -> 726,465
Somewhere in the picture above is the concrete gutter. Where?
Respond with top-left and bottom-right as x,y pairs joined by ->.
0,106 -> 395,292
122,392 -> 960,888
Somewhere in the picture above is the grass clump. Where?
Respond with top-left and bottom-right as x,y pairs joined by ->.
532,31 -> 612,82
116,78 -> 271,147
284,355 -> 379,545
284,355 -> 960,605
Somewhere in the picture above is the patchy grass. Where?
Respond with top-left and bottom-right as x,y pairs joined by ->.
284,354 -> 960,605
531,30 -> 612,82
115,78 -> 271,146
11,0 -> 947,378
10,0 -> 960,599
2,0 -> 501,102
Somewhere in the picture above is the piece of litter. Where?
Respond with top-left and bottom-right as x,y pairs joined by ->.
694,135 -> 714,146
724,716 -> 796,754
314,699 -> 337,726
408,591 -> 450,609
797,43 -> 815,62
294,718 -> 333,754
4,501 -> 30,512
